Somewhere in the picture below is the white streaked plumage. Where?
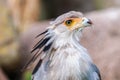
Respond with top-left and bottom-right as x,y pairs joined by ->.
25,11 -> 101,80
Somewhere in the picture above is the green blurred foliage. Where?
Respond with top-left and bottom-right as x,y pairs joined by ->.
23,71 -> 32,80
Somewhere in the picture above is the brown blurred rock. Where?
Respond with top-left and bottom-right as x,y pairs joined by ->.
0,2 -> 23,80
0,1 -> 41,79
21,8 -> 120,80
7,0 -> 41,31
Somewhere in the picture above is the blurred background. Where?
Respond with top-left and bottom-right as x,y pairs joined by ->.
0,0 -> 120,80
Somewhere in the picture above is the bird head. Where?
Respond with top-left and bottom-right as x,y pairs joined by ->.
49,11 -> 92,35
30,11 -> 92,54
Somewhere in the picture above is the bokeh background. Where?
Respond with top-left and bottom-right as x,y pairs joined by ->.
0,0 -> 120,80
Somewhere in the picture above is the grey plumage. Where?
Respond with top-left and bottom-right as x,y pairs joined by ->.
26,11 -> 101,80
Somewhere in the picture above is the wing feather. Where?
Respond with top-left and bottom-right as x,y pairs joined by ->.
91,64 -> 101,80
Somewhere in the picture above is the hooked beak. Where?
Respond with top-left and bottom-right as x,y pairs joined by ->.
69,17 -> 92,31
74,17 -> 92,30
81,17 -> 92,27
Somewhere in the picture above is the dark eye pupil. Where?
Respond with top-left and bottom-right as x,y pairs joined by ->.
66,20 -> 72,25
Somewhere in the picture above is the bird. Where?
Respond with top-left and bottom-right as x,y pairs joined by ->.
25,11 -> 101,80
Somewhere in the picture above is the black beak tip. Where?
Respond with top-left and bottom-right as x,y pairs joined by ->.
87,19 -> 92,25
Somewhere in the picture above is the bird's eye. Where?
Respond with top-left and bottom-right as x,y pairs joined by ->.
65,19 -> 73,26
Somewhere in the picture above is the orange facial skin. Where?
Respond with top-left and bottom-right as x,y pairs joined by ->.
63,18 -> 83,30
